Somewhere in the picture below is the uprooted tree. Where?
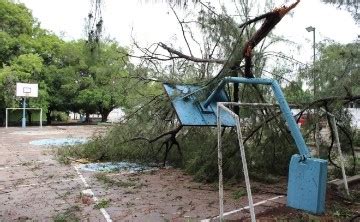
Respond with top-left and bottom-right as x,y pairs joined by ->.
63,0 -> 359,182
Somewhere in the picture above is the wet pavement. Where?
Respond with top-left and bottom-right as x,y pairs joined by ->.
29,137 -> 88,146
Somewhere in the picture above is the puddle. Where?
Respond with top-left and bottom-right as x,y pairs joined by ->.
29,138 -> 87,146
78,162 -> 157,173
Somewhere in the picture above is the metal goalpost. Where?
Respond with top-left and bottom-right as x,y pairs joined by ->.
5,108 -> 43,128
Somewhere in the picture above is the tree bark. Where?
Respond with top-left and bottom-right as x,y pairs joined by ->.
46,110 -> 52,125
100,109 -> 112,122
27,110 -> 32,126
85,112 -> 90,123
0,110 -> 4,127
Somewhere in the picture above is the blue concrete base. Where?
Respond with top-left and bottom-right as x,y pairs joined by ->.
287,154 -> 328,214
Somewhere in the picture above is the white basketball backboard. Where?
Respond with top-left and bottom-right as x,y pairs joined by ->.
16,83 -> 38,97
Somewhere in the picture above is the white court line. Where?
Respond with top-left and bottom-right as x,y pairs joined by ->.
74,165 -> 90,188
73,165 -> 112,222
200,195 -> 284,222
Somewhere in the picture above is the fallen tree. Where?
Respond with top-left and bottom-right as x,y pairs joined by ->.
59,0 -> 359,181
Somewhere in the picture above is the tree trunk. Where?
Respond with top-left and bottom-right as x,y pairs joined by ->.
85,112 -> 90,123
230,68 -> 240,115
27,110 -> 32,126
100,109 -> 112,122
0,110 -> 4,127
46,110 -> 52,125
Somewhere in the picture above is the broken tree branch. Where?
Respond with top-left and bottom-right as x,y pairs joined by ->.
243,0 -> 300,77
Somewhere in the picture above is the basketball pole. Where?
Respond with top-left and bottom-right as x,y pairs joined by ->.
22,97 -> 26,128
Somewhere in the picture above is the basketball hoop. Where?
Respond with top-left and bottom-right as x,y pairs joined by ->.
15,83 -> 39,128
16,83 -> 38,98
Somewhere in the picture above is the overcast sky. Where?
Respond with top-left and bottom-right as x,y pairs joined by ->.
18,0 -> 360,64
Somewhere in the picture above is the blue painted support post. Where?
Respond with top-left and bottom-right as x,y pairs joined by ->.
22,97 -> 26,128
270,81 -> 310,157
203,77 -> 327,214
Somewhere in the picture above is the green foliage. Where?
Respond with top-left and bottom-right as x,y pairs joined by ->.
94,199 -> 110,209
180,128 -> 219,181
300,41 -> 360,99
51,111 -> 69,122
0,31 -> 17,66
297,41 -> 359,175
59,86 -> 299,183
354,130 -> 360,147
48,39 -> 131,122
0,0 -> 34,37
198,5 -> 245,56
283,82 -> 312,104
0,0 -> 58,124
330,203 -> 354,219
232,187 -> 246,199
53,205 -> 80,222
0,0 -> 37,67
12,53 -> 44,74
0,0 -> 132,125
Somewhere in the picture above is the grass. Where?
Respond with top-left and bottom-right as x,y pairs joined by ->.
94,199 -> 110,209
53,205 -> 80,222
330,203 -> 354,219
56,145 -> 82,165
94,172 -> 136,188
232,187 -> 247,200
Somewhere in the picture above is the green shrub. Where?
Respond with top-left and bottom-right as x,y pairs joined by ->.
51,111 -> 69,122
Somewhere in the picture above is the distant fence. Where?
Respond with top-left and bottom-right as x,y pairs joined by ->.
6,108 -> 43,128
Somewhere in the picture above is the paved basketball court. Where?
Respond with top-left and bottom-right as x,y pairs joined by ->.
0,126 -> 288,221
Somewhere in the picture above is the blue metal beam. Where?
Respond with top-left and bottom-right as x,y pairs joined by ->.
203,77 -> 273,108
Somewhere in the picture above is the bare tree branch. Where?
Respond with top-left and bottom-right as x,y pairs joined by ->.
170,5 -> 193,56
158,42 -> 226,64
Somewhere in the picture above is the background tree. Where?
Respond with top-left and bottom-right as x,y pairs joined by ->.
76,41 -> 130,122
0,0 -> 48,124
299,40 -> 360,171
0,0 -> 131,125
